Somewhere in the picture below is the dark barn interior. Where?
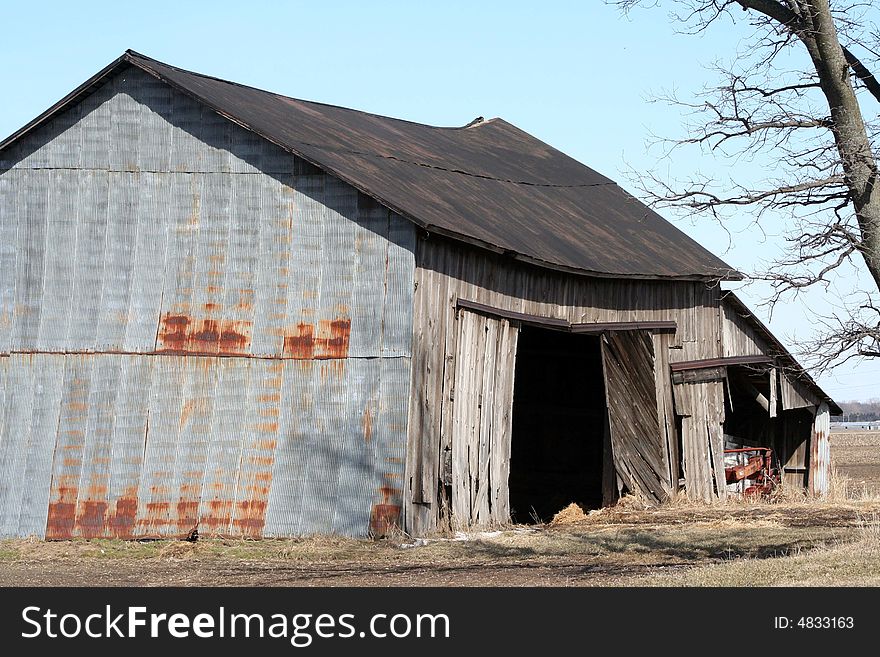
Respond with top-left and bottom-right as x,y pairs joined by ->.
723,366 -> 775,449
508,327 -> 607,523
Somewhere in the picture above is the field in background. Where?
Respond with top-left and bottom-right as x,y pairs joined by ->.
0,431 -> 878,587
830,429 -> 880,497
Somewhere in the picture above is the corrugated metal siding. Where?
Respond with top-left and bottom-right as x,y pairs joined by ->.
0,67 -> 415,539
1,67 -> 413,361
0,353 -> 413,539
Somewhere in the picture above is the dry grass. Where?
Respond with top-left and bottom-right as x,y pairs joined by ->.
640,514 -> 880,586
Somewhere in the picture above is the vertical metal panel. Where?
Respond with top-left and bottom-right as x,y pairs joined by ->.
74,354 -> 122,537
110,72 -> 141,171
263,360 -> 313,536
331,357 -> 381,535
47,101 -> 83,169
106,355 -> 152,537
37,169 -> 79,351
382,212 -> 416,356
79,79 -> 113,170
17,355 -> 64,536
158,171 -> 197,326
139,354 -> 186,536
0,355 -> 37,536
0,171 -> 16,354
45,355 -> 92,539
231,358 -> 281,536
173,356 -> 221,536
349,196 -> 390,358
70,170 -> 110,350
136,73 -> 172,172
809,402 -> 831,496
296,359 -> 342,535
169,76 -> 205,173
247,172 -> 287,356
96,172 -> 139,349
198,357 -> 250,534
279,174 -> 324,359
372,356 -> 412,533
188,172 -> 233,354
11,170 -> 49,351
198,102 -> 233,173
219,173 -> 260,349
319,176 -> 357,341
124,172 -> 169,351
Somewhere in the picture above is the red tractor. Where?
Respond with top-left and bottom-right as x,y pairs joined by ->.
723,447 -> 780,497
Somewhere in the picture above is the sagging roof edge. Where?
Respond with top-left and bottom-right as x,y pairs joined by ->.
0,50 -> 742,284
722,291 -> 842,416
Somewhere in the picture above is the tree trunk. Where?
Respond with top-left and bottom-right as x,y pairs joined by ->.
800,0 -> 880,291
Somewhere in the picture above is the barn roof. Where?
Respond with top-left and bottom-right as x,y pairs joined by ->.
0,50 -> 741,281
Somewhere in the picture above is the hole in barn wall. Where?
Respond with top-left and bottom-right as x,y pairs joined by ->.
508,326 -> 607,523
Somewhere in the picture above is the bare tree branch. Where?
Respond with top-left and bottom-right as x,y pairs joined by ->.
612,0 -> 880,370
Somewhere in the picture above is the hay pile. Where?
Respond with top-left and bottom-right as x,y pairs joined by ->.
550,503 -> 589,525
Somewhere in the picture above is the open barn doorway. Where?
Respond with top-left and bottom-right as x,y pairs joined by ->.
508,326 -> 609,523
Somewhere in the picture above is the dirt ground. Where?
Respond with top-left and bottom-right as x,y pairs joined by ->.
1,431 -> 878,587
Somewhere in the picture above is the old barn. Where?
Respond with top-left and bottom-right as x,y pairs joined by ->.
0,51 -> 839,539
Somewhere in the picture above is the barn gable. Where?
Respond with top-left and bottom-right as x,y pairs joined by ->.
2,50 -> 740,282
0,65 -> 415,538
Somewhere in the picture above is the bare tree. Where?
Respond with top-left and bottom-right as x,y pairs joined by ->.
614,1 -> 880,370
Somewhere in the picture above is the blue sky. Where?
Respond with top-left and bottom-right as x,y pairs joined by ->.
1,0 -> 878,401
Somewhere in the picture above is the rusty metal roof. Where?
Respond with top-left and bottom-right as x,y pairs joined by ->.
0,50 -> 741,281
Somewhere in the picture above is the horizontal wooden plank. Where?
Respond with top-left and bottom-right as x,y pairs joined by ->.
571,321 -> 676,334
672,367 -> 726,384
456,298 -> 569,328
670,355 -> 771,372
457,299 -> 678,334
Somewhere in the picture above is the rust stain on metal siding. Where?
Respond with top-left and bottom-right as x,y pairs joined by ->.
369,484 -> 401,537
45,485 -> 78,539
157,313 -> 252,355
77,498 -> 109,539
283,323 -> 315,359
233,500 -> 268,535
362,406 -> 373,443
282,318 -> 351,360
107,487 -> 139,538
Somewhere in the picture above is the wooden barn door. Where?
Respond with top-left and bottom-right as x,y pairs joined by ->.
450,309 -> 519,527
601,330 -> 671,503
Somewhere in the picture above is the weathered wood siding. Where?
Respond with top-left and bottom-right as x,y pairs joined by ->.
0,66 -> 416,538
672,379 -> 727,501
448,310 -> 518,528
601,331 -> 670,503
405,236 -> 725,532
720,299 -> 766,358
